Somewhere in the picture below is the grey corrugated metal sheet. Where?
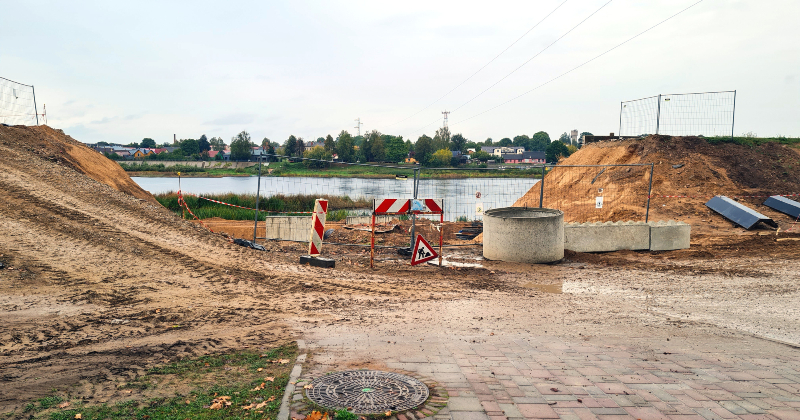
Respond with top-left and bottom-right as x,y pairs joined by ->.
705,196 -> 777,229
763,195 -> 800,219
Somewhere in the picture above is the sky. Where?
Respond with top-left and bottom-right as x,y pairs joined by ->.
2,0 -> 799,145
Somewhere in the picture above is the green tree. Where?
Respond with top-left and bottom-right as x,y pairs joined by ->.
283,135 -> 298,157
303,146 -> 332,168
230,131 -> 253,161
266,143 -> 276,162
484,137 -> 493,145
580,131 -> 593,138
324,134 -> 335,152
140,138 -> 156,148
97,141 -> 110,146
361,130 -> 382,162
197,135 -> 211,152
261,137 -> 271,150
209,136 -> 226,151
451,133 -> 467,152
296,137 -> 306,157
513,135 -> 530,150
336,130 -> 355,162
498,137 -> 512,147
429,149 -> 453,167
471,150 -> 492,162
414,135 -> 434,165
566,144 -> 578,155
546,140 -> 569,163
433,127 -> 451,151
558,132 -> 571,144
530,131 -> 551,151
180,139 -> 200,155
384,135 -> 408,163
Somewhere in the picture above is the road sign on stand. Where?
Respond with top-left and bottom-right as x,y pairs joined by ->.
411,235 -> 438,266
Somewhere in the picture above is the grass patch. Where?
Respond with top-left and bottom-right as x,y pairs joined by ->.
19,344 -> 296,420
705,135 -> 800,147
155,192 -> 371,222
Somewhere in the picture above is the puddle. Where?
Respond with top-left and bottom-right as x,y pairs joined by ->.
522,282 -> 563,294
428,259 -> 483,268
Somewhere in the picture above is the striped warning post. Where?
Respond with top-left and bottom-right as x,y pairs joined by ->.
373,199 -> 410,214
308,199 -> 328,256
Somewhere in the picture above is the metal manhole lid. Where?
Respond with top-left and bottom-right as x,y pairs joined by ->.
306,370 -> 429,414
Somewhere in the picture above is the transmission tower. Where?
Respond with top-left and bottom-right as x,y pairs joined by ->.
441,111 -> 450,128
354,118 -> 363,136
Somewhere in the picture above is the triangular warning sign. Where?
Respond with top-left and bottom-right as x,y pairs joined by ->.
411,234 -> 438,266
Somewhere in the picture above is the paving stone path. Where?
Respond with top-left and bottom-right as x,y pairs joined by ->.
298,333 -> 800,420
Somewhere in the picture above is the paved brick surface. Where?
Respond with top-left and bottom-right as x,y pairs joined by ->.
303,332 -> 800,420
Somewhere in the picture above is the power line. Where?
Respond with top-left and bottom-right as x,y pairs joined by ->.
452,0 -> 614,113
451,0 -> 706,127
385,0 -> 570,129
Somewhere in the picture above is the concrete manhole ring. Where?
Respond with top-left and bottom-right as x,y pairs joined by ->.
305,370 -> 429,414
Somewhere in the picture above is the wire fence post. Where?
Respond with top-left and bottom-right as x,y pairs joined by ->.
655,94 -> 662,135
645,163 -> 654,223
618,101 -> 623,137
411,167 -> 419,246
539,164 -> 546,208
731,90 -> 737,140
32,85 -> 38,126
252,156 -> 262,242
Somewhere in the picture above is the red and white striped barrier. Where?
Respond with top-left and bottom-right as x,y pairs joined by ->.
373,199 -> 410,214
189,194 -> 312,214
308,199 -> 328,256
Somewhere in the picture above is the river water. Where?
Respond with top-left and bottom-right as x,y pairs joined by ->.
132,176 -> 539,220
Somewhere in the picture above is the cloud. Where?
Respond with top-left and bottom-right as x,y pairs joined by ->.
204,113 -> 256,125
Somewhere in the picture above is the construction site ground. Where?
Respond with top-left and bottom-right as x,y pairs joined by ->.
2,126 -> 800,419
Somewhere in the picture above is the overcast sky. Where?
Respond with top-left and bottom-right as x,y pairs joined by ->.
3,0 -> 798,145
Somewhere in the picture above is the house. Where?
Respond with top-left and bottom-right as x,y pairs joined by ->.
501,151 -> 545,164
451,150 -> 468,164
132,148 -> 156,159
521,151 -> 545,163
115,150 -> 131,158
467,148 -> 476,154
481,146 -> 525,157
208,150 -> 220,159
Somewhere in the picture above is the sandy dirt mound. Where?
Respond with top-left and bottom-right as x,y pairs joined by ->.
512,136 -> 800,234
0,125 -> 157,204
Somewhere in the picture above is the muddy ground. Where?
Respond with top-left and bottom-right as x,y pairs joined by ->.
2,127 -> 800,415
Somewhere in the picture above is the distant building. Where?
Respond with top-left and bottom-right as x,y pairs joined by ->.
570,129 -> 578,144
482,146 -> 524,157
501,151 -> 545,164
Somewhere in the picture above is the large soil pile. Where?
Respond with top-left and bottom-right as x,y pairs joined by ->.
0,125 -> 157,204
513,136 -> 800,233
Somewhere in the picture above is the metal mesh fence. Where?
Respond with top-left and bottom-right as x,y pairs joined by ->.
535,164 -> 654,223
171,156 -> 653,247
0,77 -> 37,126
620,91 -> 736,138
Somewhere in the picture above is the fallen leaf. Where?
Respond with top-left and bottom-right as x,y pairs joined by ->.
257,367 -> 263,372
58,402 -> 70,409
267,395 -> 276,402
251,382 -> 265,391
242,403 -> 255,410
265,376 -> 275,382
303,383 -> 314,389
255,401 -> 268,409
209,402 -> 224,410
303,411 -> 330,420
278,359 -> 290,364
550,387 -> 560,392
74,414 -> 82,420
385,410 -> 392,416
155,309 -> 161,313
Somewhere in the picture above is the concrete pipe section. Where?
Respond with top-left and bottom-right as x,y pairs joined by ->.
483,207 -> 564,264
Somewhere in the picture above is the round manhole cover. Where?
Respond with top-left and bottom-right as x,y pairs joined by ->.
306,370 -> 429,414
